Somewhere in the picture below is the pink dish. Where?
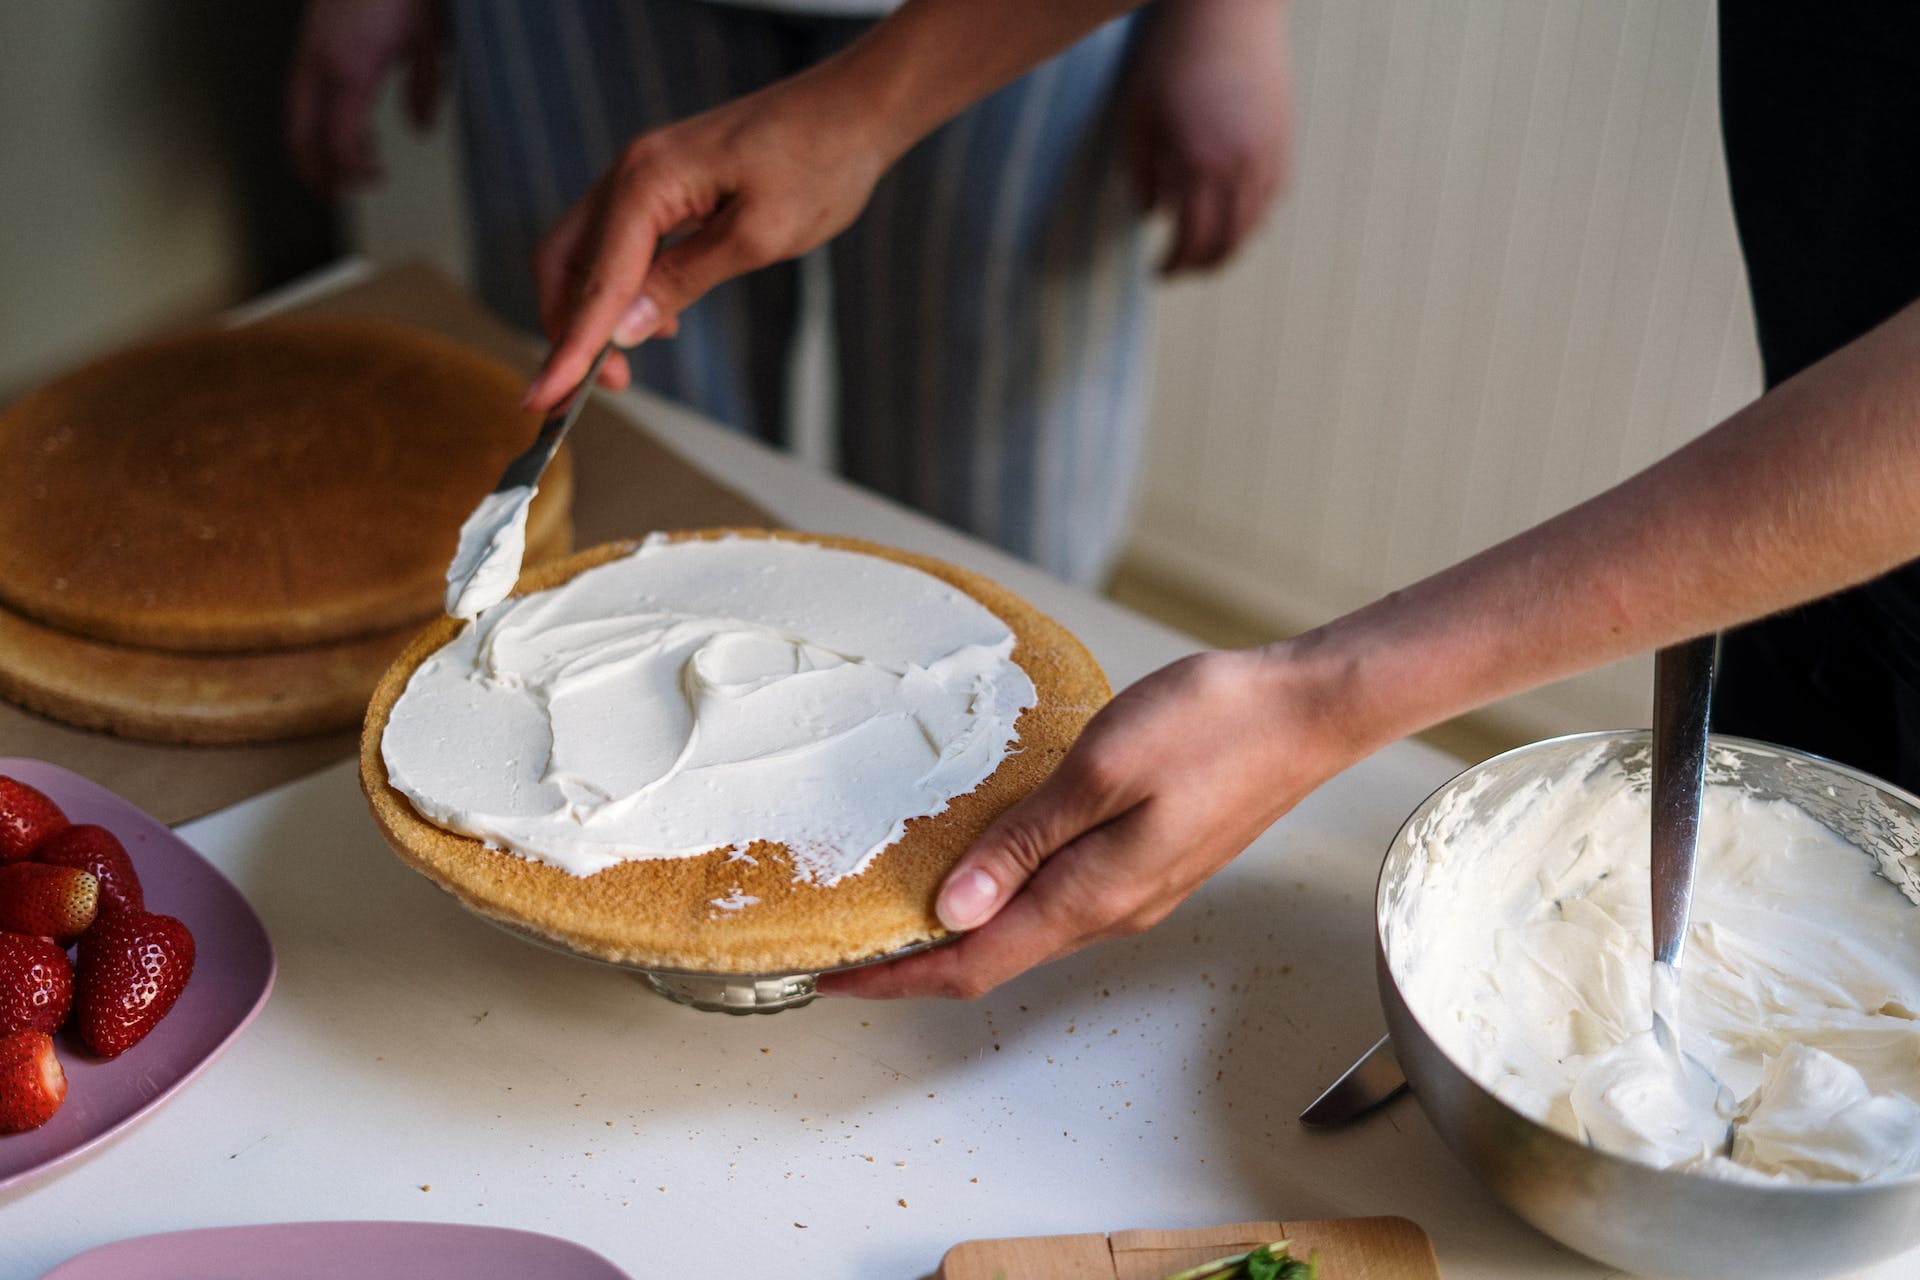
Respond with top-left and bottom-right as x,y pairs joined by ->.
40,1222 -> 633,1279
0,758 -> 275,1195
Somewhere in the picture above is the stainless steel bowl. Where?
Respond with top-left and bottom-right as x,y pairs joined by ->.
1375,730 -> 1920,1279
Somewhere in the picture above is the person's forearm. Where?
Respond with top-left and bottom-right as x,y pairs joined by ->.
525,0 -> 1151,409
1284,296 -> 1920,759
814,0 -> 1145,165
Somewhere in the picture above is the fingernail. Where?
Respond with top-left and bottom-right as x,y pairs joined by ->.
937,867 -> 999,931
612,295 -> 659,347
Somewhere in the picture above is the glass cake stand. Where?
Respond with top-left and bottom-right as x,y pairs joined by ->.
481,916 -> 948,1014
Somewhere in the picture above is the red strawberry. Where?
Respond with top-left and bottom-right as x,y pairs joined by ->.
0,863 -> 98,945
0,932 -> 73,1036
75,910 -> 195,1059
0,777 -> 67,863
0,1028 -> 66,1132
33,824 -> 144,917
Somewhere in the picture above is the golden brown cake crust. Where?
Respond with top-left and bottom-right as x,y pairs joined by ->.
0,316 -> 570,652
0,605 -> 418,745
0,520 -> 571,745
359,530 -> 1110,974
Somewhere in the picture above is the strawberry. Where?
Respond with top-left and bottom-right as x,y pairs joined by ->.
0,777 -> 67,863
0,932 -> 73,1037
0,1029 -> 66,1132
75,910 -> 195,1059
0,863 -> 98,945
32,824 -> 144,917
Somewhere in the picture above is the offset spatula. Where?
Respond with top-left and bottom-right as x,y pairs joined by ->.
443,344 -> 612,618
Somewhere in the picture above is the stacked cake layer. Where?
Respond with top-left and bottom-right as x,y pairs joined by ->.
0,317 -> 572,743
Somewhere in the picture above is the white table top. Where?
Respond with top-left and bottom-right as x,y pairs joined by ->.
7,264 -> 1916,1279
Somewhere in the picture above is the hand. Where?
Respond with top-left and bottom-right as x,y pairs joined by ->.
822,645 -> 1357,999
287,0 -> 445,193
524,69 -> 893,411
1121,0 -> 1292,275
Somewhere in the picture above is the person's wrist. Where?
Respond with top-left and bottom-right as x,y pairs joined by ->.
805,27 -> 948,168
822,0 -> 1153,167
1152,0 -> 1288,40
1251,623 -> 1394,776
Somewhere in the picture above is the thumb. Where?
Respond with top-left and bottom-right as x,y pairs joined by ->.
934,754 -> 1124,932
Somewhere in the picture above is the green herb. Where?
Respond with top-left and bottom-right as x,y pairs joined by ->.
1157,1239 -> 1320,1280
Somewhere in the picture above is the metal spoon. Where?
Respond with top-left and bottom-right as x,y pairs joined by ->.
1650,635 -> 1716,1037
1649,634 -> 1735,1150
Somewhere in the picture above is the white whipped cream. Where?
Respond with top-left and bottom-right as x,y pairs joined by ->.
1386,751 -> 1920,1183
386,535 -> 1037,884
444,485 -> 535,618
1567,962 -> 1735,1167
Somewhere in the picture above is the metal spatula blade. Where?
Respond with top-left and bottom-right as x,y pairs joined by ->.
444,344 -> 612,618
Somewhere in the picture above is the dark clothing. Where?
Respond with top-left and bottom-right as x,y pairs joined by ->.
1712,1 -> 1920,794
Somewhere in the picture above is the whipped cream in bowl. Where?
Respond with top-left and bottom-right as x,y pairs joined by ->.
1375,731 -> 1920,1280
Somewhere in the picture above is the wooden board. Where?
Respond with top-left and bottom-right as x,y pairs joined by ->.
941,1217 -> 1440,1280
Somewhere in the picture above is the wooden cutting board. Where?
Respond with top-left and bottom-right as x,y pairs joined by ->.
940,1217 -> 1440,1280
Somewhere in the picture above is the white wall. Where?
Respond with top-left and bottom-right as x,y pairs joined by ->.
1128,0 -> 1762,740
0,4 -> 252,393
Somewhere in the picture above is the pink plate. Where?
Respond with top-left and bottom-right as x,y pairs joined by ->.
0,758 -> 275,1194
40,1222 -> 633,1279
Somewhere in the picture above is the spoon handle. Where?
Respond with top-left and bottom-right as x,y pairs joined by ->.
1650,634 -> 1719,968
